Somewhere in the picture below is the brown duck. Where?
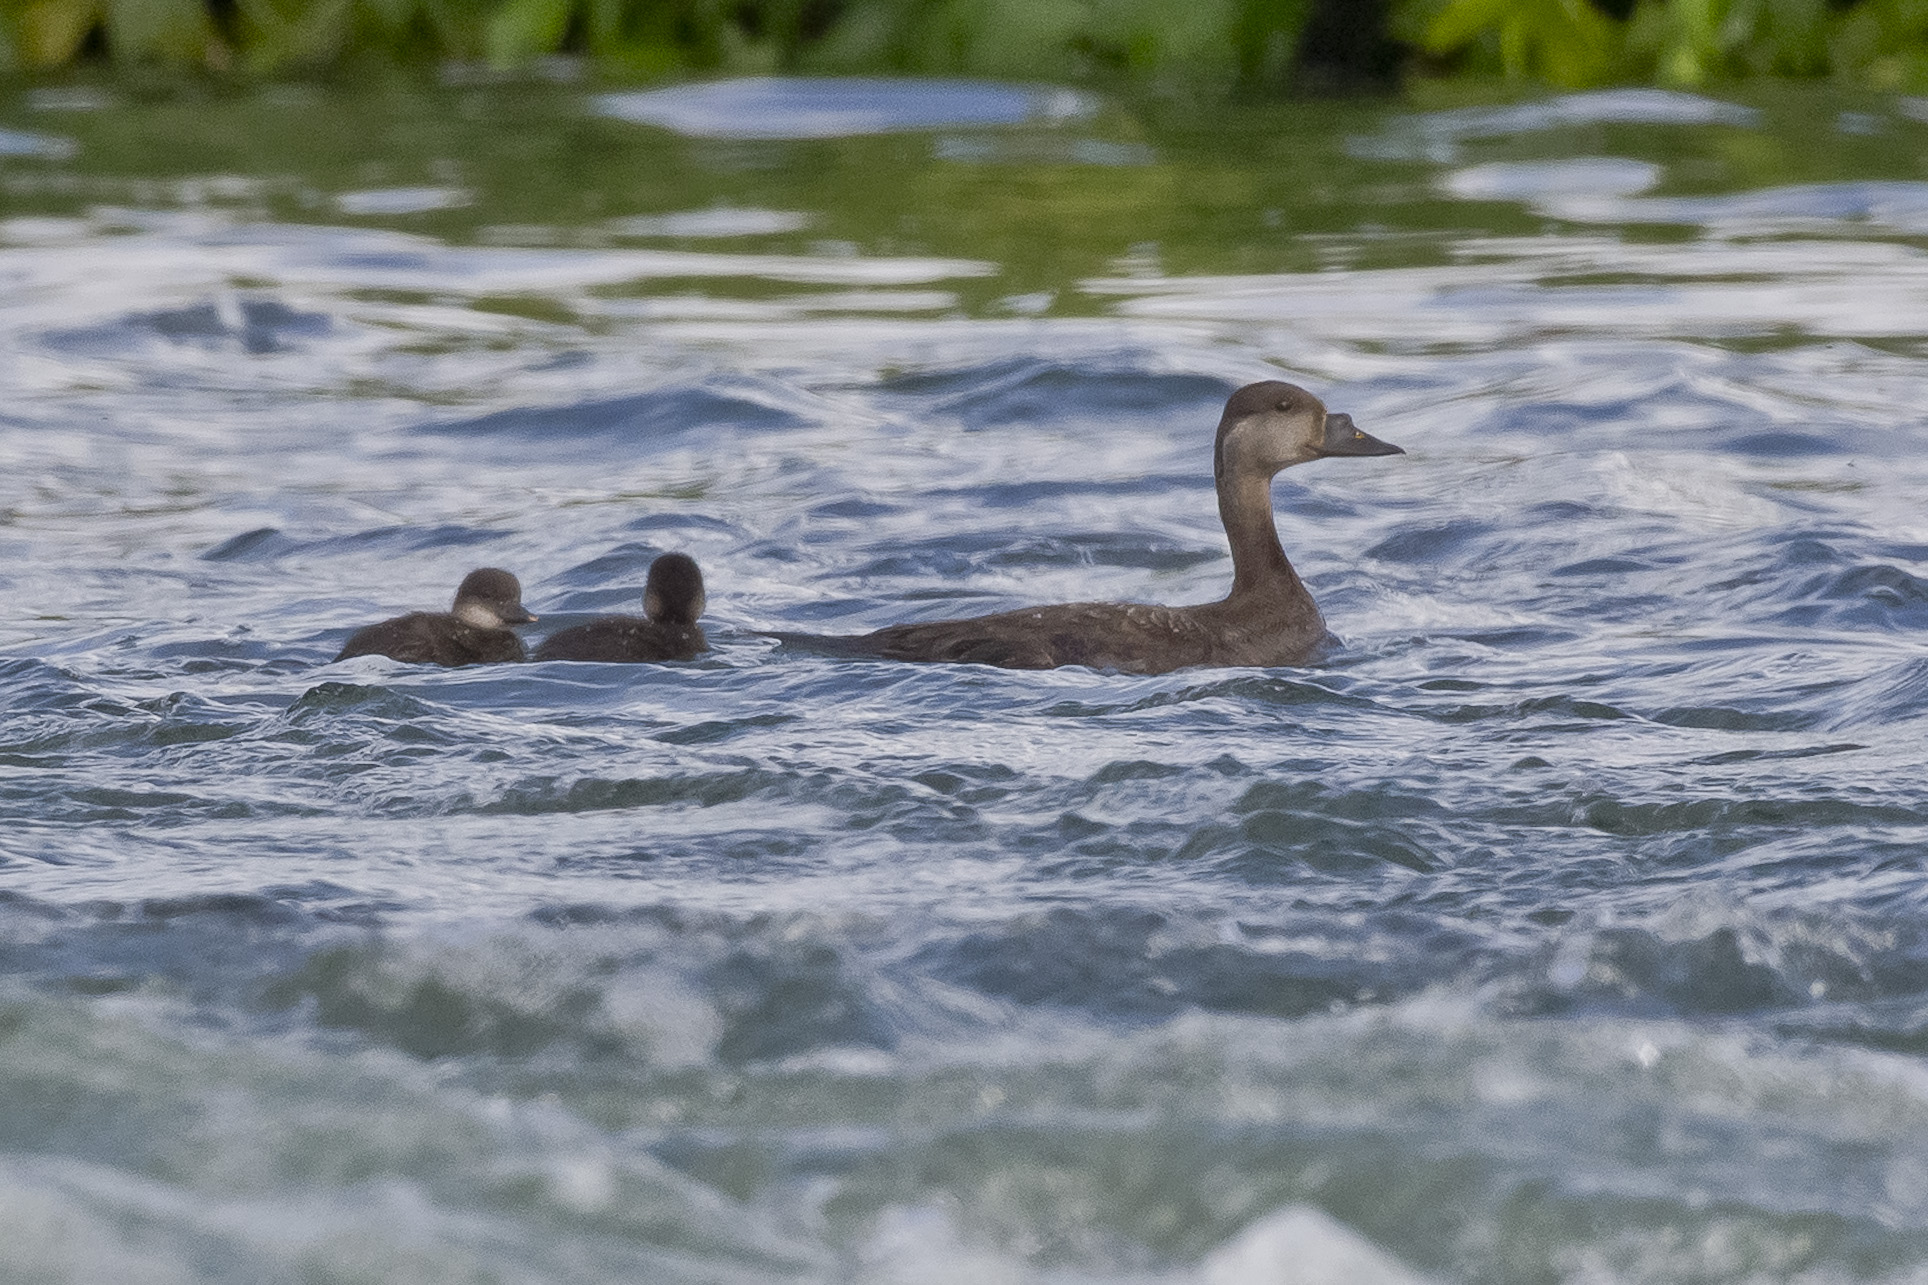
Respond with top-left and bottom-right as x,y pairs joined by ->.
792,381 -> 1401,674
534,553 -> 708,663
333,567 -> 537,666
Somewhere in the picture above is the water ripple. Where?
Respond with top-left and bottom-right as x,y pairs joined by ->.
5,78 -> 1928,1284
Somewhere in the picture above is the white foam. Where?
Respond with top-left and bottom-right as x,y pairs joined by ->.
1197,1205 -> 1434,1285
1441,158 -> 1661,203
609,208 -> 813,239
335,187 -> 473,216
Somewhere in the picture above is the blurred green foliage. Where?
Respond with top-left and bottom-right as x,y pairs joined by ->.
1399,0 -> 1928,88
2,0 -> 1928,89
0,0 -> 1317,90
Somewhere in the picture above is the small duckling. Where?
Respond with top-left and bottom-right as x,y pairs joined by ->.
334,567 -> 536,666
534,553 -> 707,663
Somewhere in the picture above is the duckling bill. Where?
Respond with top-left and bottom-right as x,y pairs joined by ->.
534,553 -> 708,663
334,567 -> 536,666
787,381 -> 1401,675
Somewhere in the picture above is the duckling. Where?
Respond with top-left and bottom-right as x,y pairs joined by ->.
534,553 -> 707,663
334,567 -> 536,666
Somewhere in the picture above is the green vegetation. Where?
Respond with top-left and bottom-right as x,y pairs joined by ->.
0,0 -> 1323,90
3,0 -> 1928,90
1399,0 -> 1928,89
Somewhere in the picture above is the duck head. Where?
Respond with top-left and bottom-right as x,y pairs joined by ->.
1214,380 -> 1402,483
452,567 -> 537,629
643,553 -> 707,625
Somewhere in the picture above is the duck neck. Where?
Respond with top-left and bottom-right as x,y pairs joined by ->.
1218,469 -> 1301,600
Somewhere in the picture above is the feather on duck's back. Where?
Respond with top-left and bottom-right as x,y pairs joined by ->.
333,567 -> 535,667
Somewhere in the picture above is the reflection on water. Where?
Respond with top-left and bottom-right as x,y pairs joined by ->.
3,76 -> 1928,1283
595,75 -> 1094,138
1359,87 -> 1762,162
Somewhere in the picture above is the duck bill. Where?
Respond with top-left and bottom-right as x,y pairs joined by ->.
1317,412 -> 1403,458
506,607 -> 538,625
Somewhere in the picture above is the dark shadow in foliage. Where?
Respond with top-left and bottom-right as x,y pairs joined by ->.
1286,0 -> 1408,93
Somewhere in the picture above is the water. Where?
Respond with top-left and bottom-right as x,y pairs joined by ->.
3,74 -> 1928,1283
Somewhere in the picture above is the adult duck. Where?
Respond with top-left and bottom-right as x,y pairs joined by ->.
793,381 -> 1400,674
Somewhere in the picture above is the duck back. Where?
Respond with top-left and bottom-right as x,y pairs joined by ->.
534,617 -> 706,663
850,592 -> 1326,674
335,612 -> 529,666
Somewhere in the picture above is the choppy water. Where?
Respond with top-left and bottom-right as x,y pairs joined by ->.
4,76 -> 1928,1283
